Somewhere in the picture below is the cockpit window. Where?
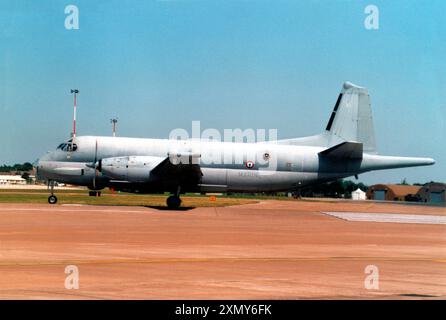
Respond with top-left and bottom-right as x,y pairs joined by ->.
67,144 -> 77,151
57,143 -> 77,152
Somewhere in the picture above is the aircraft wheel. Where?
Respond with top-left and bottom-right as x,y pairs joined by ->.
166,195 -> 181,209
48,195 -> 58,204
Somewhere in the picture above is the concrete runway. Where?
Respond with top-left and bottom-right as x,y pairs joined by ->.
0,200 -> 445,299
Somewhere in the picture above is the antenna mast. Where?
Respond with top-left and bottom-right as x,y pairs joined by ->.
70,89 -> 79,139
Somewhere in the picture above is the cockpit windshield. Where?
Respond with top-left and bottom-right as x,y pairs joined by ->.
56,142 -> 77,152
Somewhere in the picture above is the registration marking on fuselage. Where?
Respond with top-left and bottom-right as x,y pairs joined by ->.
322,212 -> 446,225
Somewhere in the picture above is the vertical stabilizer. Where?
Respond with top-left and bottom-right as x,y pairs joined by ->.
275,81 -> 377,153
325,82 -> 377,153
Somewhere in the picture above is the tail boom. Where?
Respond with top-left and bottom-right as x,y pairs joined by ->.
360,154 -> 435,172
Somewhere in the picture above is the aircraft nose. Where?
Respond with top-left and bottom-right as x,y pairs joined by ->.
35,152 -> 52,179
36,158 -> 45,179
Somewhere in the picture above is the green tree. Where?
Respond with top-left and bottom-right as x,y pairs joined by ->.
399,178 -> 409,185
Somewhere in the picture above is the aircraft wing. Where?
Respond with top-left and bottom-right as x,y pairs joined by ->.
152,156 -> 201,176
150,153 -> 203,186
99,153 -> 202,187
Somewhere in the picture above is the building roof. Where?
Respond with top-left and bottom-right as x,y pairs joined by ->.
0,175 -> 26,181
417,182 -> 446,193
370,184 -> 421,196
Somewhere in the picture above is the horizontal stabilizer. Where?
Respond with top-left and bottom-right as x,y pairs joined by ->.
319,141 -> 363,159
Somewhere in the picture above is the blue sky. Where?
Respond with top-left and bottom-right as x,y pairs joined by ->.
1,0 -> 445,184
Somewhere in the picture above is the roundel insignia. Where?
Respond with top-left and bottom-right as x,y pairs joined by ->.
245,160 -> 255,169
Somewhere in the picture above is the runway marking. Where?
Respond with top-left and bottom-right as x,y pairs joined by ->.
323,212 -> 446,225
0,256 -> 444,267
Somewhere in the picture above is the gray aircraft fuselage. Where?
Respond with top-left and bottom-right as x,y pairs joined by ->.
37,135 -> 434,194
36,82 -> 435,196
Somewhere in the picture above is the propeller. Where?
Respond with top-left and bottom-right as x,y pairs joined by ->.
86,139 -> 102,189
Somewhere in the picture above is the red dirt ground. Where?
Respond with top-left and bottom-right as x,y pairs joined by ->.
0,200 -> 445,299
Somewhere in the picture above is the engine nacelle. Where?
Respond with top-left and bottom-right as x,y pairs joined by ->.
100,156 -> 165,182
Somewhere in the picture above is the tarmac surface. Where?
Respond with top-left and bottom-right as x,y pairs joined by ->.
0,200 -> 445,299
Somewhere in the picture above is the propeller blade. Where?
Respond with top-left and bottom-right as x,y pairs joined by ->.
93,140 -> 98,189
86,140 -> 99,169
94,140 -> 98,164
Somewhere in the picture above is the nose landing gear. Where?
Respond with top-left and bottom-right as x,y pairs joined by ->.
48,195 -> 58,204
47,180 -> 58,204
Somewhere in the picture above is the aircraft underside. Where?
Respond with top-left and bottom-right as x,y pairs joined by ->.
39,161 -> 353,192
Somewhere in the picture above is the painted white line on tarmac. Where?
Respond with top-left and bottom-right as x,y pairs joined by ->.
323,212 -> 446,225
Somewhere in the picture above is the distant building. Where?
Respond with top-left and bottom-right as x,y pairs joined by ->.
351,188 -> 366,200
416,183 -> 446,205
0,175 -> 26,185
366,184 -> 421,201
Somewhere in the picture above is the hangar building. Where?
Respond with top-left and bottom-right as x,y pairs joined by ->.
416,182 -> 446,205
0,175 -> 26,185
366,184 -> 421,201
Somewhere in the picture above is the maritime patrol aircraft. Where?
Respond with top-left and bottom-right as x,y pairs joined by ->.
37,82 -> 435,208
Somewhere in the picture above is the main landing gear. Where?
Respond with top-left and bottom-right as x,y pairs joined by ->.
166,186 -> 182,209
47,180 -> 57,204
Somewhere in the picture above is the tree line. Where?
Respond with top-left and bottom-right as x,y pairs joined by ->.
299,180 -> 369,198
0,162 -> 34,172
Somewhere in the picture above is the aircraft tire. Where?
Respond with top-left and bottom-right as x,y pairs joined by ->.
166,195 -> 181,209
48,195 -> 58,204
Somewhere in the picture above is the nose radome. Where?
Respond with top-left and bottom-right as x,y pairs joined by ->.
38,151 -> 51,162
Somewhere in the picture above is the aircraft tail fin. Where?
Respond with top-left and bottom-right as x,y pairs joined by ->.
275,82 -> 377,154
325,82 -> 376,153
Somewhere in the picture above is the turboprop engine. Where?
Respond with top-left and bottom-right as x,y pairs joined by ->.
100,156 -> 165,182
